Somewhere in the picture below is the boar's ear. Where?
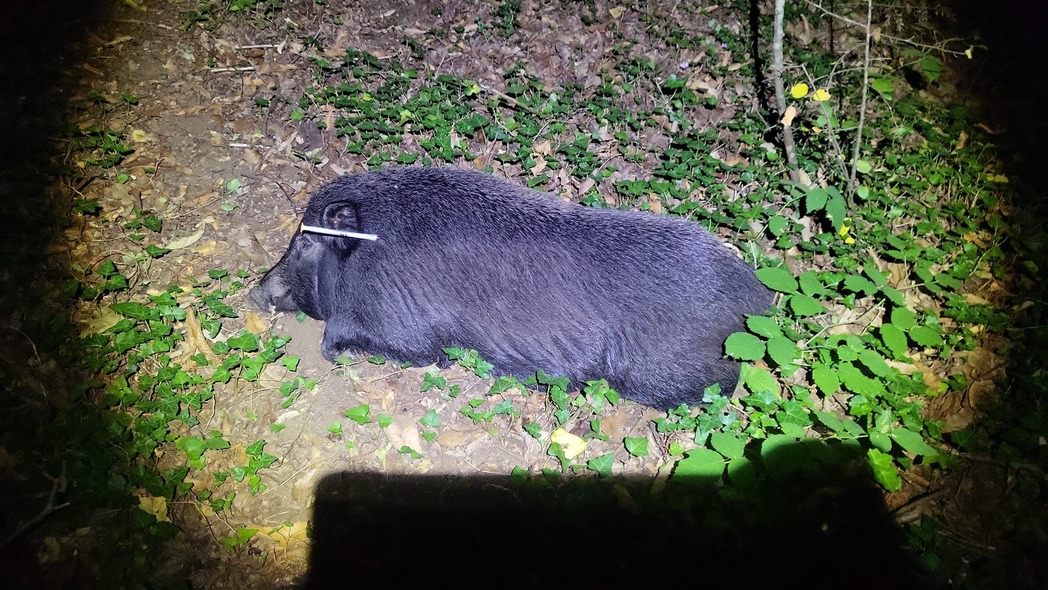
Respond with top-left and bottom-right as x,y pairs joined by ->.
320,202 -> 366,255
322,202 -> 360,232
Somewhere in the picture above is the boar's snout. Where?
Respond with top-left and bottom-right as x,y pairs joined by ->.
248,271 -> 292,311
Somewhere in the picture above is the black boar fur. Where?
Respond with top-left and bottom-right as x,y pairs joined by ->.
249,167 -> 772,409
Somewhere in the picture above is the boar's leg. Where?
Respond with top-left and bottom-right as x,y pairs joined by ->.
610,340 -> 742,410
320,315 -> 443,368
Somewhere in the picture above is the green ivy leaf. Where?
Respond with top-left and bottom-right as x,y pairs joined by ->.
399,446 -> 423,459
226,332 -> 260,352
857,349 -> 892,378
767,336 -> 800,367
142,214 -> 163,232
837,362 -> 884,397
709,432 -> 745,459
743,366 -> 779,397
788,294 -> 825,316
867,448 -> 902,491
843,274 -> 877,295
344,404 -> 372,425
909,325 -> 944,348
587,453 -> 615,476
673,448 -> 725,479
624,437 -> 649,457
111,302 -> 153,320
805,187 -> 828,212
890,428 -> 939,457
811,363 -> 841,396
746,315 -> 782,339
891,307 -> 918,330
755,267 -> 799,293
421,372 -> 448,393
420,410 -> 441,428
725,332 -> 765,361
98,259 -> 119,277
880,324 -> 909,358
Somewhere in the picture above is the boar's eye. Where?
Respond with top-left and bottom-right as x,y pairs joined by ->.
323,202 -> 360,231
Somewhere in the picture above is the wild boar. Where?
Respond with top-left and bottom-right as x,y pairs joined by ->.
249,167 -> 772,409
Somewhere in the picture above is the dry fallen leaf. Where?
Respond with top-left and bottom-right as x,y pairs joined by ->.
436,428 -> 472,448
80,306 -> 123,336
138,495 -> 170,523
164,225 -> 205,250
176,307 -> 220,365
385,416 -> 423,452
529,154 -> 547,175
244,310 -> 269,335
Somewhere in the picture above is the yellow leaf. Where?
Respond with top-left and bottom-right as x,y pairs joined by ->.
245,310 -> 269,335
139,495 -> 170,522
790,83 -> 809,99
550,428 -> 587,459
986,173 -> 1009,183
80,306 -> 123,336
812,88 -> 831,102
964,293 -> 991,305
609,6 -> 625,18
130,129 -> 153,143
965,47 -> 973,59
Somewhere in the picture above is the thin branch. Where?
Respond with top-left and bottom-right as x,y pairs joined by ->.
0,463 -> 71,549
772,0 -> 802,185
847,0 -> 874,197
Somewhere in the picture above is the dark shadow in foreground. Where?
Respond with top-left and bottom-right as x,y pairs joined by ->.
304,439 -> 925,588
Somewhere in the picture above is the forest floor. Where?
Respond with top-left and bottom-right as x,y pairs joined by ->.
2,0 -> 1045,588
